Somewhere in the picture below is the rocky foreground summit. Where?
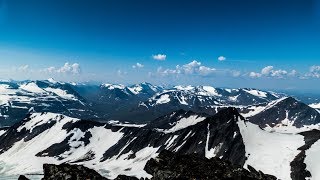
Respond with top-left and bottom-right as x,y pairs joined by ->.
19,150 -> 276,180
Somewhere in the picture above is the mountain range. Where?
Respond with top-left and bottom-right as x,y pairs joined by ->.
1,79 -> 319,128
0,107 -> 319,179
1,79 -> 320,179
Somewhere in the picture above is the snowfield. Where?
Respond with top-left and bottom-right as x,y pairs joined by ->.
44,87 -> 77,100
243,89 -> 268,98
156,94 -> 171,104
310,103 -> 320,109
238,120 -> 305,180
157,115 -> 206,133
0,130 -> 6,136
305,140 -> 320,180
0,113 -> 79,176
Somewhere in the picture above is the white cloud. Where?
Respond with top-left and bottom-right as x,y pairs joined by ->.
152,54 -> 166,61
249,72 -> 262,78
249,65 -> 297,79
17,65 -> 29,72
158,60 -> 216,77
182,60 -> 202,74
42,62 -> 81,75
132,62 -> 144,69
310,65 -> 320,73
230,70 -> 241,77
57,62 -> 81,74
306,65 -> 320,78
43,66 -> 56,73
270,69 -> 287,78
117,69 -> 127,77
261,66 -> 274,75
288,70 -> 298,77
198,66 -> 216,76
218,56 -> 226,61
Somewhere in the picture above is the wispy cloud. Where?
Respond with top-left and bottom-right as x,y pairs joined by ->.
117,69 -> 127,77
305,65 -> 320,78
156,60 -> 245,78
18,65 -> 29,72
157,60 -> 216,76
249,65 -> 298,79
132,62 -> 144,69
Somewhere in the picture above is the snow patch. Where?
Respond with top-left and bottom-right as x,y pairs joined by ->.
44,87 -> 77,100
156,94 -> 171,105
174,85 -> 195,91
103,84 -> 126,90
202,86 -> 221,96
108,120 -> 146,128
128,86 -> 143,95
159,115 -> 206,133
17,113 -> 79,132
309,103 -> 320,109
305,139 -> 320,180
205,124 -> 219,159
100,146 -> 159,179
243,89 -> 268,98
20,82 -> 46,94
237,120 -> 304,180
0,130 -> 6,136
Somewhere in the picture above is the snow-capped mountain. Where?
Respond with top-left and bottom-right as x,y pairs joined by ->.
242,97 -> 320,128
99,82 -> 163,101
1,80 -> 319,129
0,108 -> 319,179
72,82 -> 163,121
129,85 -> 283,122
0,79 -> 95,127
142,85 -> 281,107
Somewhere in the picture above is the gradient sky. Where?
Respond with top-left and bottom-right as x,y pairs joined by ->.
0,0 -> 320,91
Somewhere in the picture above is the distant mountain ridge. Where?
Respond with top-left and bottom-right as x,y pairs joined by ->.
0,79 -> 95,126
0,79 -> 319,129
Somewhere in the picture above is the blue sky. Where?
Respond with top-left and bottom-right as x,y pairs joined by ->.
0,0 -> 320,91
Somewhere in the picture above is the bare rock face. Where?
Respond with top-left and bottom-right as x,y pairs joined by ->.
18,175 -> 30,180
31,148 -> 277,180
41,163 -> 139,180
144,150 -> 277,180
42,163 -> 108,180
114,175 -> 139,180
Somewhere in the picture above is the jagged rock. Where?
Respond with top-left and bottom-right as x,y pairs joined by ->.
144,150 -> 277,180
42,163 -> 108,180
18,175 -> 30,180
41,163 -> 142,180
114,175 -> 139,180
290,129 -> 320,180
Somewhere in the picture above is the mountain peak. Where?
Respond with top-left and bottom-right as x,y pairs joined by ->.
102,83 -> 126,90
47,78 -> 58,84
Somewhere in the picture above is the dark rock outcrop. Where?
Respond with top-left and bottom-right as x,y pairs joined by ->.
39,149 -> 277,180
101,107 -> 246,166
41,163 -> 140,180
42,163 -> 108,180
114,175 -> 139,180
144,150 -> 277,180
18,175 -> 30,180
290,129 -> 320,180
